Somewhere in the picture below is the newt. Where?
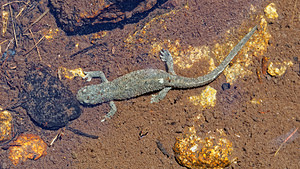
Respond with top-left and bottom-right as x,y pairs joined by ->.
77,25 -> 257,121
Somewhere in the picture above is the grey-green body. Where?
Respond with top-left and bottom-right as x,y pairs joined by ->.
77,67 -> 223,104
77,26 -> 257,121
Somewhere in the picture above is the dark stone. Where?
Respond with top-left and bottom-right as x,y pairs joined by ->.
48,0 -> 168,35
221,83 -> 230,91
20,63 -> 81,130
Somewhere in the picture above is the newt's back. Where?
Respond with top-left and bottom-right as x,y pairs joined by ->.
77,69 -> 170,104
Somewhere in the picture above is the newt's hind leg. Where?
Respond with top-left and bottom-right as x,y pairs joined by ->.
151,87 -> 172,103
101,101 -> 117,122
82,71 -> 117,122
160,49 -> 176,75
151,49 -> 176,103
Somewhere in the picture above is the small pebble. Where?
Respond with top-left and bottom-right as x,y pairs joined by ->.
71,152 -> 77,159
292,56 -> 298,62
175,125 -> 183,133
2,162 -> 8,169
221,83 -> 231,91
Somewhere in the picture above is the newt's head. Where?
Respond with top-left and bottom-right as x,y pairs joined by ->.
77,84 -> 112,105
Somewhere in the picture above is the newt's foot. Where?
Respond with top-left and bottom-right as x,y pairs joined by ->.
160,49 -> 176,75
82,73 -> 93,82
83,71 -> 108,82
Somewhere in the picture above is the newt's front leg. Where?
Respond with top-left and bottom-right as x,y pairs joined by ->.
83,71 -> 117,122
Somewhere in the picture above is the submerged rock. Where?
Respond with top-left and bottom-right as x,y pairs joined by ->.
49,0 -> 166,34
173,126 -> 236,168
20,63 -> 81,130
0,109 -> 13,143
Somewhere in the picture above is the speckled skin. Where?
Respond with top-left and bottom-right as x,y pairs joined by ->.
77,69 -> 168,104
77,26 -> 257,120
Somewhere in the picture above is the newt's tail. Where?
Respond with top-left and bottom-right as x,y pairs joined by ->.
170,25 -> 258,88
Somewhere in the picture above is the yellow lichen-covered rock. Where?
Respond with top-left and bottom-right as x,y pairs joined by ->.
173,126 -> 235,169
0,109 -> 13,143
44,28 -> 60,40
9,133 -> 47,165
189,86 -> 217,109
57,67 -> 86,80
250,98 -> 263,105
264,3 -> 278,19
267,61 -> 293,77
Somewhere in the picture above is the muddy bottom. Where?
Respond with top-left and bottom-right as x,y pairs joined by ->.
0,0 -> 299,168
